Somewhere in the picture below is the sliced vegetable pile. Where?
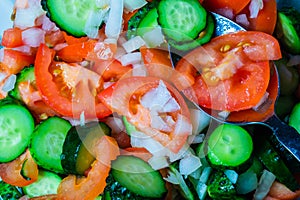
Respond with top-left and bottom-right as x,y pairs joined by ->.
0,0 -> 300,199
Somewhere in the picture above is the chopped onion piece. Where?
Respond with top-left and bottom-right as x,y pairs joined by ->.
105,0 -> 123,39
252,92 -> 269,111
174,114 -> 193,136
236,14 -> 250,27
148,156 -> 169,170
150,111 -> 172,132
179,154 -> 201,176
122,36 -> 146,53
12,45 -> 32,54
236,171 -> 258,194
41,15 -> 58,32
105,116 -> 125,134
80,111 -> 85,126
199,167 -> 212,184
14,0 -> 45,29
215,8 -> 234,20
140,80 -> 172,112
124,0 -> 147,12
196,182 -> 208,200
224,169 -> 239,184
22,28 -> 45,47
218,110 -> 230,120
190,108 -> 210,135
0,73 -> 8,83
162,97 -> 180,113
119,52 -> 142,66
0,49 -> 4,62
164,171 -> 180,185
249,0 -> 264,18
253,170 -> 276,200
168,143 -> 190,162
142,26 -> 165,48
2,74 -> 17,92
190,133 -> 205,144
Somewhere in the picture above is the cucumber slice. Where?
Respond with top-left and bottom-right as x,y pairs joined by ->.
158,0 -> 207,42
9,65 -> 35,101
61,122 -> 111,175
127,0 -> 159,39
23,170 -> 62,198
45,0 -> 107,37
29,117 -> 71,173
169,13 -> 215,51
0,104 -> 35,162
111,155 -> 167,198
289,102 -> 300,134
136,8 -> 159,37
207,124 -> 253,169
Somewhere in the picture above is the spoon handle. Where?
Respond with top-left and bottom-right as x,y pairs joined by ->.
264,114 -> 300,162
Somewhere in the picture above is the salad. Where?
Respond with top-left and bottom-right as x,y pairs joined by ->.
0,0 -> 300,199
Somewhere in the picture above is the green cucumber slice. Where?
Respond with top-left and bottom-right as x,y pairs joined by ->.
158,0 -> 207,42
29,117 -> 71,173
111,155 -> 167,198
207,124 -> 253,168
0,104 -> 34,162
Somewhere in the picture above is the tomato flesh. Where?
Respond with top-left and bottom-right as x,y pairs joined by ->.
174,31 -> 281,112
34,44 -> 112,119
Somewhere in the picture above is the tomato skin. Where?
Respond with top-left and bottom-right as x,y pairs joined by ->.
174,31 -> 281,112
57,136 -> 119,200
1,49 -> 35,74
0,150 -> 38,187
98,76 -> 191,153
1,27 -> 23,48
34,44 -> 112,119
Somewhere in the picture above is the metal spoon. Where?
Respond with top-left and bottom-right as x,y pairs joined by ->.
170,12 -> 300,162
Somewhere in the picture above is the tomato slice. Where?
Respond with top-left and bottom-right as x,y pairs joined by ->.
34,44 -> 112,119
98,76 -> 192,153
1,27 -> 23,48
57,136 -> 119,200
247,0 -> 277,34
1,49 -> 35,74
0,149 -> 38,187
174,31 -> 281,112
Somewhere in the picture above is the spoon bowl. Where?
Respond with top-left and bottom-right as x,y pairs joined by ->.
170,12 -> 300,162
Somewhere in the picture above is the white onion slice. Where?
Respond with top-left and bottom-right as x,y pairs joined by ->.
119,52 -> 142,66
148,156 -> 169,170
2,74 -> 17,92
122,35 -> 146,53
84,8 -> 108,39
253,170 -> 276,200
22,28 -> 45,47
236,14 -> 250,27
124,0 -> 147,12
189,108 -> 210,135
249,0 -> 264,18
236,170 -> 258,194
142,26 -> 165,48
179,154 -> 201,176
105,0 -> 123,39
224,169 -> 239,184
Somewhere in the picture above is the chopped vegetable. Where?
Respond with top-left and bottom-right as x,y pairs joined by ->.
0,180 -> 23,199
111,155 -> 167,198
207,124 -> 253,169
289,102 -> 300,134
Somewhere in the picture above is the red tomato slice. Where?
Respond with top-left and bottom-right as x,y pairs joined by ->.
98,76 -> 192,153
1,27 -> 23,48
57,136 -> 119,200
174,31 -> 281,112
34,44 -> 112,119
247,0 -> 277,34
1,49 -> 35,74
0,150 -> 38,187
